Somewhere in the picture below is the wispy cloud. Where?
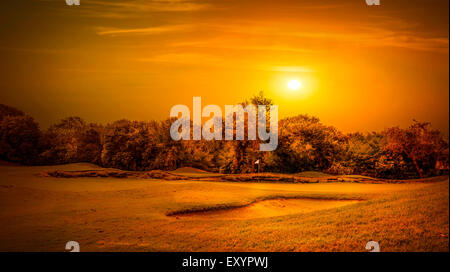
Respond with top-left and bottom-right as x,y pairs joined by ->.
170,40 -> 320,54
60,0 -> 210,18
135,53 -> 222,65
83,1 -> 447,54
96,24 -> 191,36
206,21 -> 449,54
90,0 -> 209,12
132,52 -> 316,74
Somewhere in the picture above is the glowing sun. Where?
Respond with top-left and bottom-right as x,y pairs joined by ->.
287,79 -> 302,90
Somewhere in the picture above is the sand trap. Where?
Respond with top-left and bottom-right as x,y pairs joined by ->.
172,198 -> 360,220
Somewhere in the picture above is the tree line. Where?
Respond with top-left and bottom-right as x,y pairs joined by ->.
0,95 -> 448,179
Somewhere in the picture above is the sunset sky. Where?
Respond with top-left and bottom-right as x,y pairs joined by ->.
0,0 -> 448,134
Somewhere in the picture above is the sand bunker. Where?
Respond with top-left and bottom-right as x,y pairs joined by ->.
171,198 -> 360,220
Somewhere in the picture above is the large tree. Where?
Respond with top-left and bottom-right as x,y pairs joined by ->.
40,117 -> 103,164
0,115 -> 41,164
267,115 -> 346,173
384,122 -> 448,178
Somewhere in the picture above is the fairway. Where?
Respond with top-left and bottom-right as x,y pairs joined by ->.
0,163 -> 448,252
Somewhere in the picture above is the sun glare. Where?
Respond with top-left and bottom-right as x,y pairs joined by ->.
287,79 -> 302,90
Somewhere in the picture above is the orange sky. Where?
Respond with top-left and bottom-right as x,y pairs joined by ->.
0,0 -> 448,135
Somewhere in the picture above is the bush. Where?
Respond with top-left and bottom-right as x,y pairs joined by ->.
0,115 -> 41,164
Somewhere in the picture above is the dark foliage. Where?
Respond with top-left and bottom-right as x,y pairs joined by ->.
0,102 -> 447,179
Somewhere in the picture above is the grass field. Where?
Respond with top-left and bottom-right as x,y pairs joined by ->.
0,163 -> 448,252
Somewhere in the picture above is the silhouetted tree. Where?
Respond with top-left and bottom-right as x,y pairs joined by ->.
40,117 -> 102,164
266,115 -> 346,173
0,115 -> 41,164
0,104 -> 25,121
384,122 -> 449,178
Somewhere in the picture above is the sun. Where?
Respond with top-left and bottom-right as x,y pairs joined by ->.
287,79 -> 302,90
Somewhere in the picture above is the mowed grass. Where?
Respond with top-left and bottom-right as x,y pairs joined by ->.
295,171 -> 333,178
169,167 -> 224,178
0,163 -> 448,252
